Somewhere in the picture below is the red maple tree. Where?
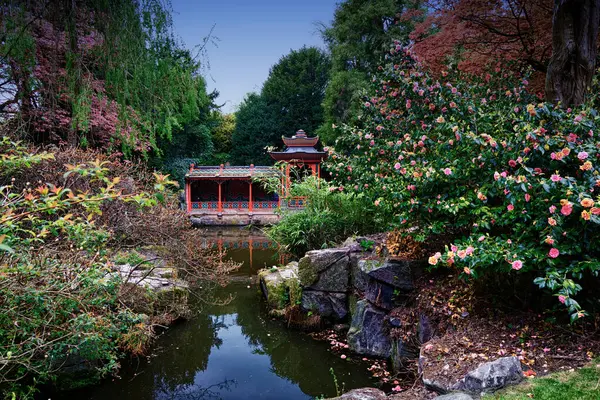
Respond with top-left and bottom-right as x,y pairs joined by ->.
411,0 -> 553,94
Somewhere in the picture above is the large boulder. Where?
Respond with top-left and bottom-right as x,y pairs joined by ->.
327,388 -> 387,400
434,394 -> 475,400
452,356 -> 523,394
359,259 -> 414,310
360,258 -> 413,290
301,290 -> 348,321
347,300 -> 391,358
364,279 -> 397,310
258,262 -> 301,309
298,248 -> 350,292
351,257 -> 370,293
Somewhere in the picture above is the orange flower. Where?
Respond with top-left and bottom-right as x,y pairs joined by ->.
582,210 -> 591,221
580,161 -> 593,171
548,217 -> 557,226
463,267 -> 471,275
580,198 -> 595,208
560,199 -> 570,206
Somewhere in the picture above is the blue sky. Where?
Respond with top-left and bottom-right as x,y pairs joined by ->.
171,0 -> 339,113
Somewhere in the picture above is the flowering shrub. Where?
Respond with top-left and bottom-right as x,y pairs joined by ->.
326,43 -> 600,321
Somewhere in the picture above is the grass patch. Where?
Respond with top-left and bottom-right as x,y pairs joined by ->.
488,363 -> 600,400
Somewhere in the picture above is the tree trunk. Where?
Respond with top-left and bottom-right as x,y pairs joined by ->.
545,0 -> 600,106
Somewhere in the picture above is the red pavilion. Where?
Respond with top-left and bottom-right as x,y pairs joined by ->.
184,129 -> 326,225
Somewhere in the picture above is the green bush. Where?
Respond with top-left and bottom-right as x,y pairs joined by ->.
0,137 -> 176,397
267,177 -> 386,255
326,43 -> 600,320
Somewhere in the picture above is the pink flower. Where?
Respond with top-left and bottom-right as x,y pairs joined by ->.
525,193 -> 531,202
392,385 -> 402,392
508,159 -> 517,167
549,248 -> 560,258
549,205 -> 556,213
457,250 -> 467,259
507,204 -> 514,211
451,244 -> 458,252
551,174 -> 561,182
558,295 -> 566,304
394,162 -> 401,170
578,151 -> 589,160
466,246 -> 475,255
340,354 -> 347,359
478,236 -> 486,242
443,168 -> 452,175
511,260 -> 523,270
560,203 -> 573,216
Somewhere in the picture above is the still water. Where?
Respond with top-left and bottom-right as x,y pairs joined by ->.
62,228 -> 375,400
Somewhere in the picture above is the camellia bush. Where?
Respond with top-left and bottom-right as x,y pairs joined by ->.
326,43 -> 600,321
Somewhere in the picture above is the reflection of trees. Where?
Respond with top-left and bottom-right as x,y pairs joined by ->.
150,313 -> 223,392
155,378 -> 237,400
227,284 -> 373,397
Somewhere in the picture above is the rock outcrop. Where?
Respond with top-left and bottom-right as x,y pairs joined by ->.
258,262 -> 301,310
347,300 -> 391,358
326,387 -> 387,400
298,248 -> 350,292
452,356 -> 523,394
301,290 -> 348,320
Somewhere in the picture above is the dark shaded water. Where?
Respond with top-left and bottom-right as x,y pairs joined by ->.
59,228 -> 375,400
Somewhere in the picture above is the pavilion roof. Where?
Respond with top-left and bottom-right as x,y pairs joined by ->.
269,129 -> 327,162
186,165 -> 279,179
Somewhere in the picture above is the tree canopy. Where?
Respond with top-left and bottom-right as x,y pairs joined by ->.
262,46 -> 330,137
318,0 -> 422,144
231,47 -> 330,165
231,93 -> 277,165
0,0 -> 214,157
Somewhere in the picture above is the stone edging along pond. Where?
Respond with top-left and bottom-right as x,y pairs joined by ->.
258,236 -> 525,399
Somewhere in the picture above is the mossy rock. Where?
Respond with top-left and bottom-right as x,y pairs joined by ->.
298,256 -> 317,287
297,249 -> 350,292
259,262 -> 300,310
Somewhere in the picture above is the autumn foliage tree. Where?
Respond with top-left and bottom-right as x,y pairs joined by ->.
411,0 -> 553,93
412,0 -> 600,106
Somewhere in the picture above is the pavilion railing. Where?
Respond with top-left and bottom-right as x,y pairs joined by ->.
283,196 -> 307,209
191,201 -> 279,211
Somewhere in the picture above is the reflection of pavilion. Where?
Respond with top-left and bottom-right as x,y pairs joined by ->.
184,130 -> 326,225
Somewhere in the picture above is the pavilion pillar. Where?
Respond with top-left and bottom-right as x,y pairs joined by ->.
218,181 -> 223,213
310,164 -> 317,176
249,181 -> 253,212
186,179 -> 192,213
285,164 -> 291,194
249,164 -> 254,212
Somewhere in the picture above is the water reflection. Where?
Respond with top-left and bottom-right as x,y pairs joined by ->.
57,229 -> 375,400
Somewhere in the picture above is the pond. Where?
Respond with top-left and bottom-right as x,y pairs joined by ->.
59,228 -> 376,400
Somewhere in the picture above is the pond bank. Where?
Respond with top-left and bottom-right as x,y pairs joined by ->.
54,228 -> 377,399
